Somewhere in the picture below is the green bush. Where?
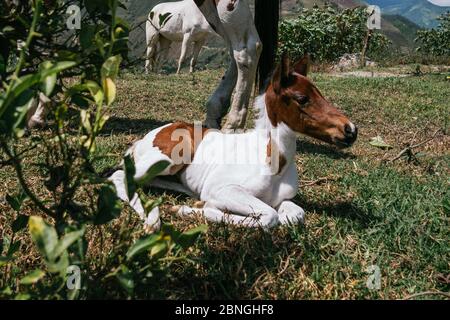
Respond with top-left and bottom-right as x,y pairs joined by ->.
0,0 -> 206,299
416,12 -> 450,57
278,5 -> 391,62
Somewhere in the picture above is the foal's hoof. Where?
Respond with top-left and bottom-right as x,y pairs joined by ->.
170,205 -> 182,214
193,201 -> 205,209
170,205 -> 202,216
143,207 -> 161,234
278,202 -> 305,226
144,219 -> 161,234
28,117 -> 46,130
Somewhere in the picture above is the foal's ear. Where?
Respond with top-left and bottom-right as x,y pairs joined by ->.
293,54 -> 310,77
272,53 -> 291,94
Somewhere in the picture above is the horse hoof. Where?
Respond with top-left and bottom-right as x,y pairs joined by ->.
143,219 -> 161,234
170,205 -> 181,214
193,201 -> 205,209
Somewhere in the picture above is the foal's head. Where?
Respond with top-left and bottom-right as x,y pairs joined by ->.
265,55 -> 358,148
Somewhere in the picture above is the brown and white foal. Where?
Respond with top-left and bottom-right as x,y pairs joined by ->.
109,55 -> 358,230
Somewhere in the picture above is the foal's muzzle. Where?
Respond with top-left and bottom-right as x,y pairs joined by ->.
343,123 -> 358,146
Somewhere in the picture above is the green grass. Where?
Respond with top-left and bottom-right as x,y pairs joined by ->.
1,68 -> 449,299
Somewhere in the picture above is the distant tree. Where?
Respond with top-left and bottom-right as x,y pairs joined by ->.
278,5 -> 391,63
416,12 -> 450,57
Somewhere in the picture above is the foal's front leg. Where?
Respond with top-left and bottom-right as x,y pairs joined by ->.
178,185 -> 280,229
276,201 -> 305,225
108,170 -> 161,232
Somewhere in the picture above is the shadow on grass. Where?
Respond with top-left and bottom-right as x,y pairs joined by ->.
142,227 -> 298,299
297,139 -> 356,160
141,198 -> 377,299
101,117 -> 170,135
293,194 -> 377,228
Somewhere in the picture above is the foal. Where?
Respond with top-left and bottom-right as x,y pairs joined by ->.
109,56 -> 358,230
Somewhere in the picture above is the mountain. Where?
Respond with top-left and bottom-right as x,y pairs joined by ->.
364,0 -> 450,28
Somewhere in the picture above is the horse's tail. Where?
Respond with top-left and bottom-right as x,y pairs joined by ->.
146,12 -> 160,46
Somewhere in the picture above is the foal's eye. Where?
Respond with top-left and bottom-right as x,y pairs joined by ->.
295,95 -> 309,105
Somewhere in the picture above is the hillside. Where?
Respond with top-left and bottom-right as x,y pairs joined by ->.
123,0 -> 422,64
282,0 -> 421,49
364,0 -> 450,28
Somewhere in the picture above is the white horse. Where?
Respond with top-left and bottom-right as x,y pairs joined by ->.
145,0 -> 215,74
192,0 -> 263,131
27,0 -> 262,131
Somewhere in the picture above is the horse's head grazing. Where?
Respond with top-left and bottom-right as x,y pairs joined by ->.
265,54 -> 358,148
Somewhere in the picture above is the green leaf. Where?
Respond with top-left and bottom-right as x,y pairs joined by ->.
53,228 -> 85,258
47,251 -> 69,274
101,55 -> 122,81
0,89 -> 35,136
0,54 -> 5,75
369,136 -> 393,150
143,197 -> 163,215
12,215 -> 29,233
0,256 -> 12,267
80,24 -> 97,50
135,160 -> 170,186
126,234 -> 159,261
5,194 -> 20,211
6,240 -> 21,257
123,155 -> 136,201
0,74 -> 39,118
28,216 -> 58,261
5,192 -> 27,212
80,110 -> 92,133
115,265 -> 134,295
20,269 -> 46,285
102,77 -> 116,106
85,80 -> 104,107
94,184 -> 122,225
177,225 -> 208,249
85,0 -> 109,14
150,240 -> 168,259
40,61 -> 77,79
14,293 -> 31,300
39,61 -> 57,96
98,113 -> 110,131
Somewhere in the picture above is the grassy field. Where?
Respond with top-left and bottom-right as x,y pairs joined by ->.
1,67 -> 449,299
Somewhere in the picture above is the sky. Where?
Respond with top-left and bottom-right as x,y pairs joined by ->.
427,0 -> 450,6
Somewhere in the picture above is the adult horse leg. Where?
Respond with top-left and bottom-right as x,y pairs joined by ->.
177,33 -> 192,74
156,37 -> 171,73
145,20 -> 160,74
190,39 -> 205,73
27,93 -> 51,129
204,48 -> 238,129
222,35 -> 262,131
